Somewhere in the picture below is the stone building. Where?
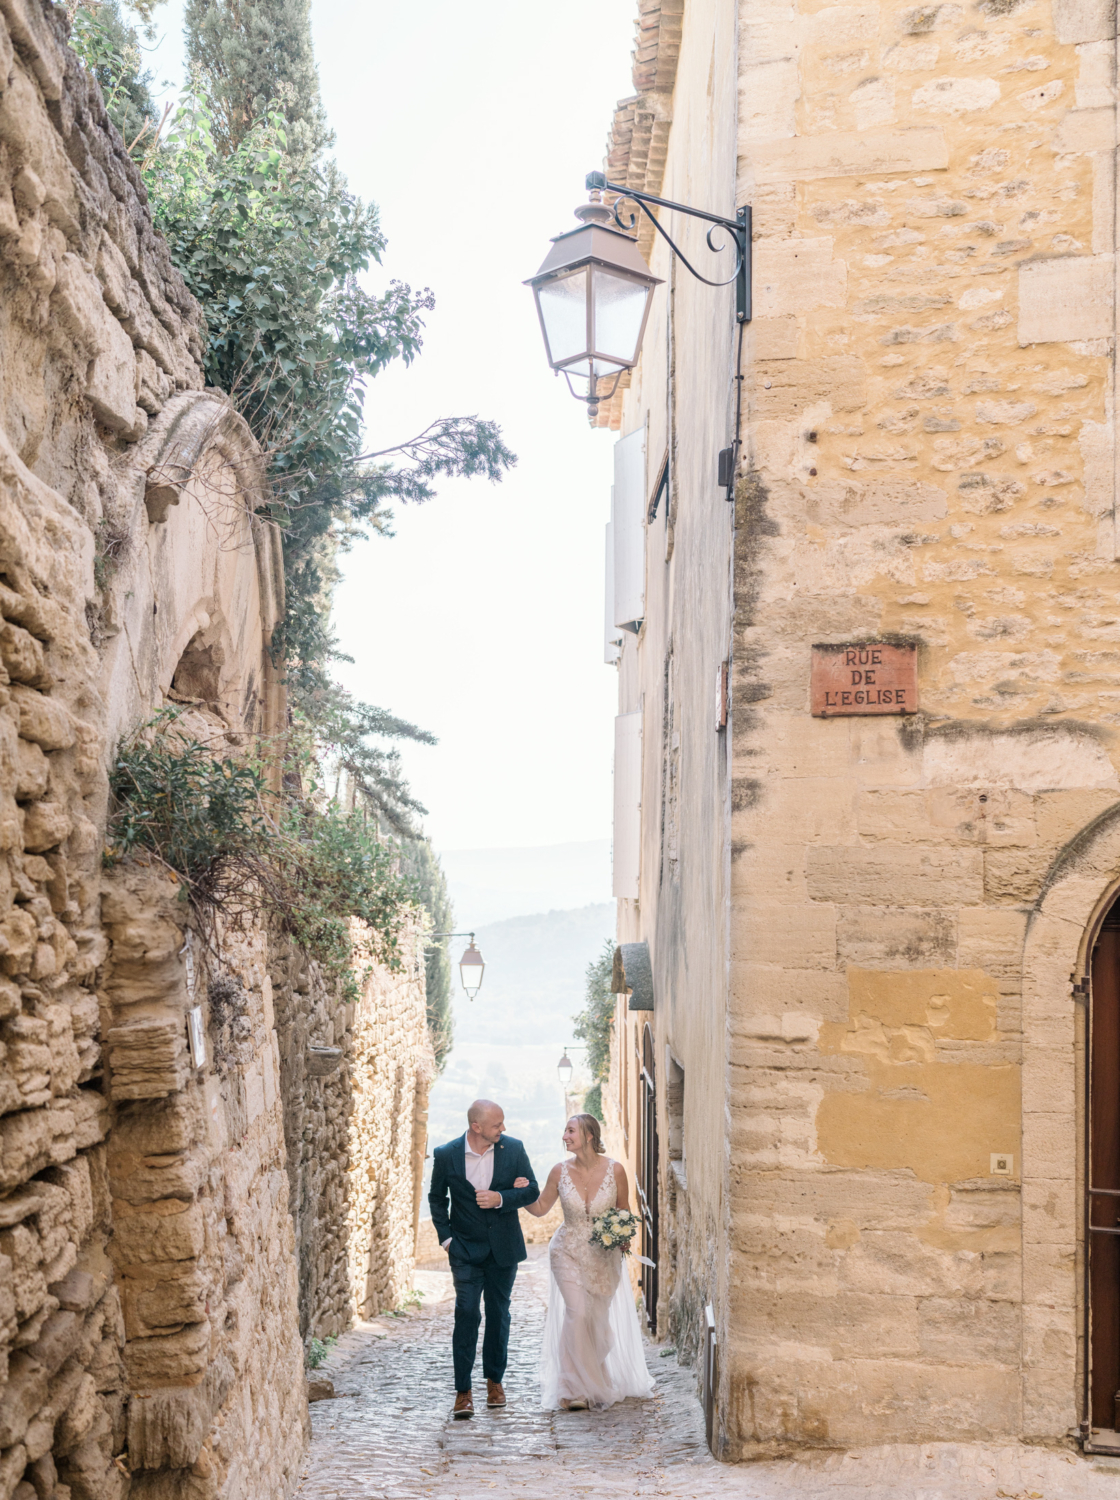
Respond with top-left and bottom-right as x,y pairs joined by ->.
595,0 -> 1120,1463
0,4 -> 433,1497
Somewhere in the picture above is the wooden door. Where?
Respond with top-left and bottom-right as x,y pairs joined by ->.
638,1022 -> 659,1332
1089,920 -> 1120,1430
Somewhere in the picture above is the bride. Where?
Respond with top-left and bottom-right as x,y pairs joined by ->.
514,1113 -> 655,1411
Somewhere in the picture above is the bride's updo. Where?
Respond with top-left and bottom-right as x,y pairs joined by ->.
571,1113 -> 606,1153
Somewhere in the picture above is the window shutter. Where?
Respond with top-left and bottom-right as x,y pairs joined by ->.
612,710 -> 642,899
612,427 -> 646,633
604,520 -> 622,664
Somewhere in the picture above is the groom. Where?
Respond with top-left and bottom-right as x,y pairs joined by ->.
428,1099 -> 539,1419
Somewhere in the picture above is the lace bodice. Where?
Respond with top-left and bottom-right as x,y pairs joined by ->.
551,1158 -> 621,1299
558,1158 -> 617,1225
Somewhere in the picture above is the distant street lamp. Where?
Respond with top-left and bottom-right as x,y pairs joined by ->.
427,931 -> 486,1001
458,940 -> 485,1000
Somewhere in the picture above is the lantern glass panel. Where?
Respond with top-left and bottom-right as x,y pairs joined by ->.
536,268 -> 589,367
459,946 -> 484,995
591,268 -> 649,366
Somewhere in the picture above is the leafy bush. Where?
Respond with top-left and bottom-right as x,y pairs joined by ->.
144,90 -> 514,703
572,939 -> 616,1121
107,710 -> 416,997
65,0 -> 160,153
306,1334 -> 336,1369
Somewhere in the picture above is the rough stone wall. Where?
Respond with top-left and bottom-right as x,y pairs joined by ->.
0,5 -> 435,1497
0,4 -> 207,1497
273,925 -> 434,1339
101,863 -> 306,1500
602,0 -> 1120,1463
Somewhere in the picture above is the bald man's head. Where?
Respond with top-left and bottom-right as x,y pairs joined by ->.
466,1099 -> 505,1146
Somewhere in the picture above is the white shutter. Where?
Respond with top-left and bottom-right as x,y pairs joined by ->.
612,427 -> 646,632
604,520 -> 622,664
612,711 -> 642,900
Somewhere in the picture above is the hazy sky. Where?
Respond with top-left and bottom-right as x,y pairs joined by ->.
147,0 -> 635,852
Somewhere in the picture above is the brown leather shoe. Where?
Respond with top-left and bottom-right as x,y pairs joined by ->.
452,1391 -> 474,1419
486,1380 -> 506,1408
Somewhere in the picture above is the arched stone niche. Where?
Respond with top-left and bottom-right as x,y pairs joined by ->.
100,390 -> 285,753
1020,801 -> 1120,1439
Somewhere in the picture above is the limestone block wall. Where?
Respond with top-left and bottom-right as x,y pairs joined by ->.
600,0 -> 1120,1461
273,924 -> 434,1339
725,0 -> 1120,1456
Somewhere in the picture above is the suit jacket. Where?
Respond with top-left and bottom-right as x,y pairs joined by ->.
428,1133 -> 539,1267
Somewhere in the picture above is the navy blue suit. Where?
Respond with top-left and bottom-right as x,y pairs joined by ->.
428,1133 -> 539,1392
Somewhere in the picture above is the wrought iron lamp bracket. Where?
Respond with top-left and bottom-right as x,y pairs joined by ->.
585,171 -> 752,323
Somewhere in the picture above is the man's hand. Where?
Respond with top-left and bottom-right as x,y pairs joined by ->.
475,1189 -> 503,1210
512,1177 -> 530,1188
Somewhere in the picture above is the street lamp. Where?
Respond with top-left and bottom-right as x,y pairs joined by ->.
557,1049 -> 574,1086
525,196 -> 662,420
529,172 -> 752,489
458,940 -> 485,1000
426,931 -> 486,1001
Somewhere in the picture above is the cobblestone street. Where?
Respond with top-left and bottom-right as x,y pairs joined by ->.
298,1249 -> 1120,1500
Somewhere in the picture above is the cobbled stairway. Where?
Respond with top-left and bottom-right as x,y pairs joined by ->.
298,1249 -> 1120,1500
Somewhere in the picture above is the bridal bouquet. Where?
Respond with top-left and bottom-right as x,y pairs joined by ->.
590,1206 -> 638,1254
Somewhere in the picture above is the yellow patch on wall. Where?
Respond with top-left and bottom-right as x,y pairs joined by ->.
816,968 -> 1019,1184
825,967 -> 999,1042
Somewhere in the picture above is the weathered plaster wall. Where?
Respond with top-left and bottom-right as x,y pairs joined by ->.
602,0 -> 740,1375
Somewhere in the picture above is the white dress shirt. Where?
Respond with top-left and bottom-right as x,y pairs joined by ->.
465,1140 -> 496,1191
441,1138 -> 502,1248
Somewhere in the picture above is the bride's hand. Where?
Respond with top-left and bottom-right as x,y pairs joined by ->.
513,1176 -> 530,1188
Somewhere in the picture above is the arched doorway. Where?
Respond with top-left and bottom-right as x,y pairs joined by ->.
1088,897 -> 1120,1439
638,1022 -> 659,1331
1004,796 -> 1120,1442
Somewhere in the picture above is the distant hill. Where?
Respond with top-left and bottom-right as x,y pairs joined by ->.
424,902 -> 615,1195
440,841 -> 611,927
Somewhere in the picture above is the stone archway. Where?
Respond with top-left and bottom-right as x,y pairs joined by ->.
99,389 -> 286,755
1020,803 -> 1120,1440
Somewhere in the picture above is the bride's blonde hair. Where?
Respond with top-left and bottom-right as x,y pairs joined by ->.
570,1113 -> 605,1153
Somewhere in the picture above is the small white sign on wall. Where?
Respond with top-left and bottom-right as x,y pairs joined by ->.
186,1006 -> 206,1069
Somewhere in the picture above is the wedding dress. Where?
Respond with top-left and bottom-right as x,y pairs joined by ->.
539,1158 -> 656,1409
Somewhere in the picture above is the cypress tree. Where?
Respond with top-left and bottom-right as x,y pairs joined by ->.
401,839 -> 455,1072
183,0 -> 329,155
